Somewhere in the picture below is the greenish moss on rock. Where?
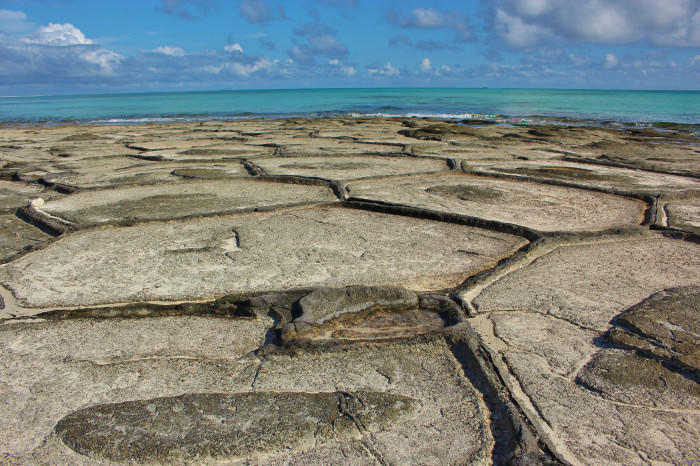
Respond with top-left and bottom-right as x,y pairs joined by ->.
612,286 -> 700,377
55,391 -> 419,462
576,287 -> 700,409
425,184 -> 504,202
171,168 -> 239,179
494,166 -> 633,185
576,349 -> 700,409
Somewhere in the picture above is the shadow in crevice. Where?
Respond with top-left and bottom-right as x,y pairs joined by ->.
447,333 -> 559,465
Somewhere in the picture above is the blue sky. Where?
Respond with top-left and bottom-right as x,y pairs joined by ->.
1,0 -> 699,94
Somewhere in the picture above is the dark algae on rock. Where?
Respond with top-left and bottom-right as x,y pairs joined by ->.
55,391 -> 419,462
0,118 -> 698,464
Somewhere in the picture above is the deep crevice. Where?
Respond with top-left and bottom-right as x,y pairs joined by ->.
447,332 -> 560,465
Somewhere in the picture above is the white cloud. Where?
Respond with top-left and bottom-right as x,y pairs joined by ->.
496,0 -> 700,47
307,34 -> 346,56
239,0 -> 273,24
153,45 -> 185,56
229,57 -> 272,76
327,58 -> 355,76
0,9 -> 26,22
604,53 -> 619,68
420,57 -> 431,72
288,24 -> 348,63
495,8 -> 550,47
368,61 -> 400,77
409,8 -> 444,28
387,7 -> 472,41
0,9 -> 33,35
224,43 -> 243,53
24,23 -> 93,46
690,55 -> 700,66
80,48 -> 123,74
202,64 -> 224,73
568,53 -> 591,66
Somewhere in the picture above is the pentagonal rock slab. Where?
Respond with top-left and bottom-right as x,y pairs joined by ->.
39,179 -> 337,225
0,180 -> 50,209
279,139 -> 405,156
0,214 -> 52,263
665,199 -> 700,232
472,236 -> 700,330
251,339 -> 492,465
0,206 -> 526,308
0,314 -> 491,464
39,157 -> 248,188
0,315 -> 272,456
253,155 -> 449,180
348,173 -> 645,232
146,144 -> 271,161
574,139 -> 700,177
464,159 -> 700,195
474,310 -> 700,465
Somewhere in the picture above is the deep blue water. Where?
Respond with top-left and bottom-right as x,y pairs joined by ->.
0,88 -> 698,126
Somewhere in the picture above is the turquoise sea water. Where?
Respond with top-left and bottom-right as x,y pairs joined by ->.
0,88 -> 698,126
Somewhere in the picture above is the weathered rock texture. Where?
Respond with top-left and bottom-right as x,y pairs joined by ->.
0,117 -> 698,465
55,391 -> 419,462
40,178 -> 337,224
0,206 -> 525,308
348,172 -> 646,232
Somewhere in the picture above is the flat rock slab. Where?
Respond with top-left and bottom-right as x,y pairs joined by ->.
39,157 -> 248,188
279,139 -> 405,156
0,180 -> 50,209
0,315 -> 491,464
0,214 -> 52,263
472,236 -> 700,331
464,159 -> 700,195
476,310 -> 700,465
42,142 -> 140,160
253,155 -> 449,180
250,339 -> 492,465
147,144 -> 271,161
574,139 -> 700,177
348,173 -> 645,232
665,199 -> 700,232
0,206 -> 526,308
40,179 -> 337,225
0,315 -> 272,458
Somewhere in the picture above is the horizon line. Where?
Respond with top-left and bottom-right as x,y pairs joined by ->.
3,85 -> 700,99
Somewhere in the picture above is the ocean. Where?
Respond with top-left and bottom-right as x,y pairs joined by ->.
1,88 -> 698,127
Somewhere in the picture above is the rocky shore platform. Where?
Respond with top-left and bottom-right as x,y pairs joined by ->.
1,117 -> 699,465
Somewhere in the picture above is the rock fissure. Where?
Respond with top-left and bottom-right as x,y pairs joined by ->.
1,119 -> 698,464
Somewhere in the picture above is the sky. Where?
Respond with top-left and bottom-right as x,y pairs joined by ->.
0,0 -> 699,95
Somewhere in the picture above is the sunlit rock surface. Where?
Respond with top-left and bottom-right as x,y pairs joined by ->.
0,117 -> 698,465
